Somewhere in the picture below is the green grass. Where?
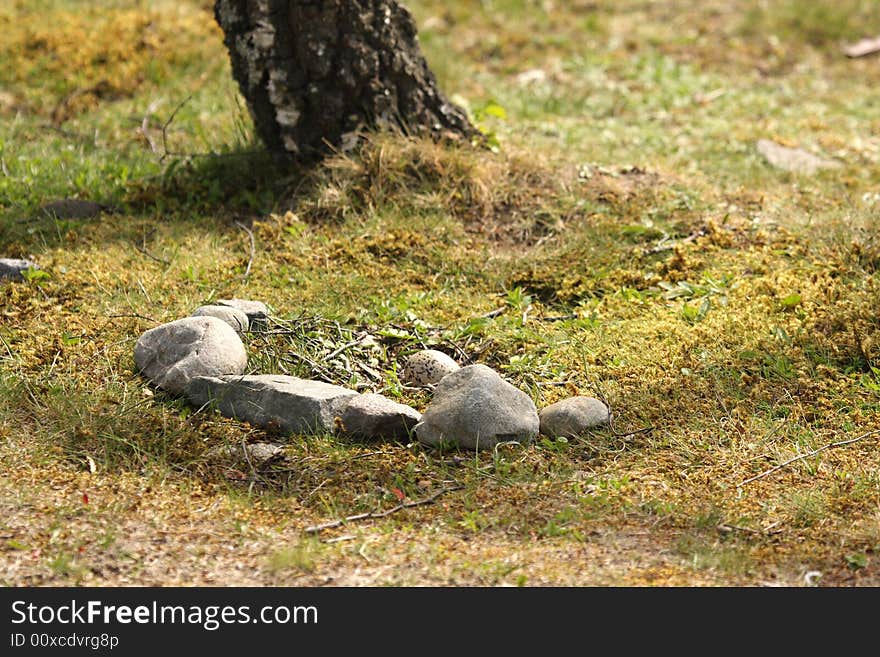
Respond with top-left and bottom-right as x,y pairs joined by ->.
2,0 -> 880,586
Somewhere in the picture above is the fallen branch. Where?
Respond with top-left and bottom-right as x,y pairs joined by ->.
303,485 -> 463,534
737,429 -> 880,488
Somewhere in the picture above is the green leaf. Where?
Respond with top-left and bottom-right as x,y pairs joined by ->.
780,293 -> 802,308
681,303 -> 700,323
846,553 -> 868,570
482,100 -> 508,120
376,327 -> 412,340
772,326 -> 791,344
21,268 -> 50,283
61,332 -> 81,346
698,297 -> 711,318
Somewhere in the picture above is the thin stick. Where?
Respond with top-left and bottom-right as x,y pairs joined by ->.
737,429 -> 880,488
324,535 -> 356,544
480,307 -> 506,319
284,352 -> 329,375
539,314 -> 578,322
234,221 -> 255,280
596,390 -> 654,438
107,313 -> 158,323
131,240 -> 170,266
611,425 -> 655,438
351,451 -> 389,460
0,332 -> 15,360
160,94 -> 193,162
139,99 -> 163,154
303,485 -> 463,534
645,229 -> 706,255
39,123 -> 94,143
717,523 -> 762,536
324,339 -> 360,362
240,439 -> 259,495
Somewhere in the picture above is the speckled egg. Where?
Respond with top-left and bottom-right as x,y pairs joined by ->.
402,349 -> 460,386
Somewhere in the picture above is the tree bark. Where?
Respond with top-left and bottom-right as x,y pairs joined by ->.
214,0 -> 479,160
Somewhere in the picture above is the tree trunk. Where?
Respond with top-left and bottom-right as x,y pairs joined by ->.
214,0 -> 479,160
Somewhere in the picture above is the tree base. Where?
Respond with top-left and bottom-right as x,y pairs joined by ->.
215,0 -> 479,160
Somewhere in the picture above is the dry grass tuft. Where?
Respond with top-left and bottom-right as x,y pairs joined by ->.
291,134 -> 583,245
0,1 -> 221,122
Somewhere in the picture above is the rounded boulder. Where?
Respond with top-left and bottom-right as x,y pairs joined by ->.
414,364 -> 539,450
134,316 -> 248,395
191,305 -> 249,332
539,396 -> 610,438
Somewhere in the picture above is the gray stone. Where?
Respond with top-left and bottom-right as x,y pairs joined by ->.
38,199 -> 110,220
134,316 -> 247,395
206,441 -> 284,464
335,393 -> 421,441
216,298 -> 269,320
402,349 -> 460,386
414,364 -> 539,450
191,305 -> 249,332
539,396 -> 610,438
757,140 -> 841,175
0,258 -> 39,281
186,374 -> 358,436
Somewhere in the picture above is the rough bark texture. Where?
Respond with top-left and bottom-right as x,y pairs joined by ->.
214,0 -> 478,159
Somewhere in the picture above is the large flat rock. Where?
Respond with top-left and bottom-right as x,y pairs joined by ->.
757,139 -> 841,175
335,393 -> 421,441
38,198 -> 108,220
187,374 -> 358,436
0,258 -> 39,281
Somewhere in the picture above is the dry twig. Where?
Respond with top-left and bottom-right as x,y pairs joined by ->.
107,313 -> 158,323
737,429 -> 880,487
160,94 -> 193,161
597,391 -> 654,438
130,240 -> 170,266
303,485 -> 463,534
234,221 -> 256,280
480,307 -> 506,319
139,99 -> 163,153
